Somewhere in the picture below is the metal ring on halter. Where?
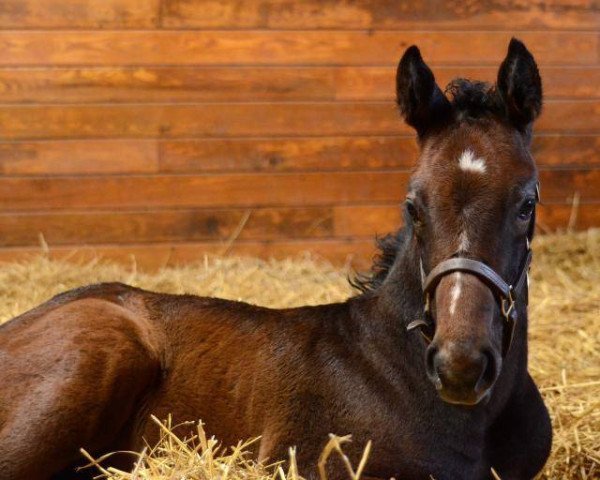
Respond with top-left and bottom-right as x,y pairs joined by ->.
500,287 -> 515,321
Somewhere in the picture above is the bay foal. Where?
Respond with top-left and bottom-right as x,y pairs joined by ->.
0,39 -> 551,479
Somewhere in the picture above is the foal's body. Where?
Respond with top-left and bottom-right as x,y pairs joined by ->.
1,277 -> 549,480
0,39 -> 552,479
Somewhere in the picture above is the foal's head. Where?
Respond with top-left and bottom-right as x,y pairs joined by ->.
397,39 -> 541,405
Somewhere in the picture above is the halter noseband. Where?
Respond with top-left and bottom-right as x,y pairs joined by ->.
407,183 -> 539,357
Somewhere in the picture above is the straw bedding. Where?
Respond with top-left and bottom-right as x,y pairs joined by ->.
0,230 -> 597,479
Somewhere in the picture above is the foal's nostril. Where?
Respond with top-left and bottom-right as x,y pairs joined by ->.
426,343 -> 500,402
425,345 -> 442,390
475,348 -> 498,393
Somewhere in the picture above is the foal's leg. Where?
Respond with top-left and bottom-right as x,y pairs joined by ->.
488,374 -> 552,479
0,299 -> 163,479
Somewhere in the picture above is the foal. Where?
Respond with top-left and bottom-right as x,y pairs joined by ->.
0,39 -> 551,480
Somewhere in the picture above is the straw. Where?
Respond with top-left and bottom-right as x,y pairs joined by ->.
0,229 -> 598,479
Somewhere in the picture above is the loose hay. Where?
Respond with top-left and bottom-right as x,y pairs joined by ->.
78,415 -> 371,480
0,231 -> 598,479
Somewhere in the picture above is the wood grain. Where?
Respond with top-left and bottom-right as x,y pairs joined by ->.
0,140 -> 158,175
0,67 -> 335,103
536,203 -> 600,232
0,200 -> 596,272
333,203 -> 600,236
0,172 -> 412,211
334,205 -> 402,237
532,136 -> 600,168
0,101 -> 596,140
538,169 -> 600,203
0,31 -> 595,66
0,0 -> 596,262
0,207 -> 333,247
0,170 -> 597,212
2,0 -> 595,31
335,66 -> 600,101
161,0 -> 600,30
1,202 -> 594,249
160,137 -> 419,173
0,103 -> 402,139
0,239 -> 377,270
0,66 -> 596,104
0,0 -> 159,28
160,135 -> 600,173
0,135 -> 595,177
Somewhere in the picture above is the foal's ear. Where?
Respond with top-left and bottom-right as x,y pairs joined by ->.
396,46 -> 451,137
497,38 -> 543,132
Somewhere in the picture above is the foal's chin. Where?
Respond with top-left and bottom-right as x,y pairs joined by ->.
438,386 -> 493,407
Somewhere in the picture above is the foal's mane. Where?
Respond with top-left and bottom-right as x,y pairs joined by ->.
350,227 -> 411,293
351,79 -> 503,293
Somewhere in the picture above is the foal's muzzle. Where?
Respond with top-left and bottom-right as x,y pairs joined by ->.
425,341 -> 499,405
408,247 -> 532,405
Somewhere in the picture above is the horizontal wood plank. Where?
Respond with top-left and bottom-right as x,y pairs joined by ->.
334,205 -> 402,237
0,0 -> 596,31
0,203 -> 596,269
0,67 -> 335,103
160,137 -> 419,172
160,135 -> 600,173
0,66 -> 596,104
0,207 -> 333,247
333,203 -> 600,236
0,0 -> 159,28
0,172 -> 412,211
0,103 -> 402,139
0,202 -> 595,249
162,0 -> 600,30
0,140 -> 158,175
538,169 -> 600,203
0,101 -> 596,140
536,203 -> 600,232
531,136 -> 600,168
335,66 -> 600,101
2,135 -> 596,177
0,239 -> 377,270
0,31 -> 595,67
0,170 -> 598,212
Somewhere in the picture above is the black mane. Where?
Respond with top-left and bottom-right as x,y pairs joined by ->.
351,226 -> 412,293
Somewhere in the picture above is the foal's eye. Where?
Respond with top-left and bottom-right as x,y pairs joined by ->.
406,199 -> 420,224
518,198 -> 536,221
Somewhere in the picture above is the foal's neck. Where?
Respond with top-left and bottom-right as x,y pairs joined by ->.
359,229 -> 530,405
373,234 -> 424,333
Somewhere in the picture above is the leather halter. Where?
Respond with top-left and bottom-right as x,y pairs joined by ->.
407,183 -> 539,357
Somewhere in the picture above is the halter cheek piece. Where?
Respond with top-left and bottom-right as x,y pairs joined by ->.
407,183 -> 539,357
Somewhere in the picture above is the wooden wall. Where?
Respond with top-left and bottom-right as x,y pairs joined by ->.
0,1 -> 598,269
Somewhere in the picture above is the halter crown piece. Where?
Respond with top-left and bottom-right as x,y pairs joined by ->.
407,183 -> 540,357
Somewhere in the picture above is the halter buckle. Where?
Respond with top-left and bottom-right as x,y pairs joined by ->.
501,286 -> 515,322
406,291 -> 434,344
406,318 -> 434,344
501,286 -> 517,356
